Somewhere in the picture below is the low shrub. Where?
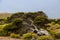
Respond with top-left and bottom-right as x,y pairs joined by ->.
37,36 -> 53,40
55,33 -> 60,39
10,33 -> 20,38
0,24 -> 8,36
12,18 -> 23,26
22,32 -> 38,40
47,30 -> 55,38
3,23 -> 17,32
0,30 -> 7,36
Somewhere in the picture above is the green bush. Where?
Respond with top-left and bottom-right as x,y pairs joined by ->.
0,24 -> 8,36
55,33 -> 60,39
47,30 -> 55,37
3,18 -> 23,34
12,18 -> 23,26
0,29 -> 7,36
10,33 -> 20,38
3,24 -> 17,32
37,36 -> 53,40
22,32 -> 38,40
47,29 -> 60,39
34,16 -> 47,24
34,16 -> 48,28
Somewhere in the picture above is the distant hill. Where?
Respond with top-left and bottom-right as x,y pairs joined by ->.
0,13 -> 12,19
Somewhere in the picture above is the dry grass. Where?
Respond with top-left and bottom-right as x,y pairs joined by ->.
0,13 -> 12,19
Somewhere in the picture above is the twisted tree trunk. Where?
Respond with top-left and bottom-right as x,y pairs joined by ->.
28,18 -> 50,36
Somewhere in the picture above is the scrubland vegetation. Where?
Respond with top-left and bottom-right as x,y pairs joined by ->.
0,11 -> 60,40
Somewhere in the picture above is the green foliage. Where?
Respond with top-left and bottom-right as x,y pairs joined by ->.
37,11 -> 48,17
25,12 -> 35,20
12,18 -> 23,26
6,12 -> 24,23
47,30 -> 55,38
45,26 -> 60,39
0,19 -> 6,25
47,23 -> 60,39
3,23 -> 21,34
34,16 -> 48,24
34,16 -> 48,28
48,30 -> 60,39
48,19 -> 57,23
0,24 -> 8,36
51,22 -> 56,25
37,36 -> 53,40
24,11 -> 47,20
1,11 -> 60,40
10,33 -> 20,38
0,30 -> 7,36
22,33 -> 32,40
47,23 -> 60,30
3,18 -> 23,33
55,33 -> 60,39
22,32 -> 38,40
3,24 -> 17,32
0,19 -> 5,21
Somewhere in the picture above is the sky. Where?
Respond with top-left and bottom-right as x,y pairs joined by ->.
0,0 -> 60,18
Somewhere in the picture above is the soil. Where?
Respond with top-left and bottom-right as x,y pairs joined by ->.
0,36 -> 21,40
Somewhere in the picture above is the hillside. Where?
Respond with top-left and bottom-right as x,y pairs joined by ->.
0,11 -> 60,40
